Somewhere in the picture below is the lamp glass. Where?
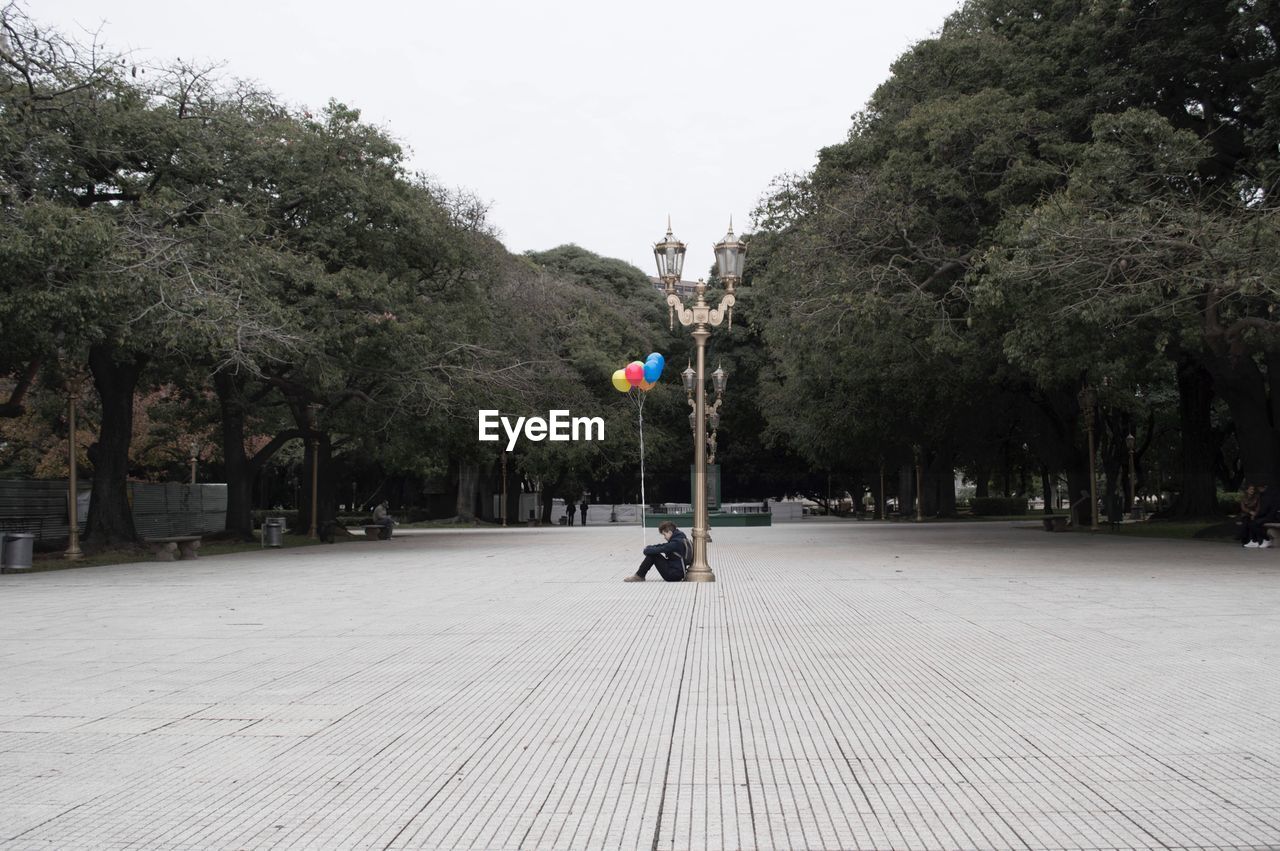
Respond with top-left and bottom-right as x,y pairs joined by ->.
681,364 -> 696,393
714,226 -> 746,279
654,230 -> 686,280
712,366 -> 727,394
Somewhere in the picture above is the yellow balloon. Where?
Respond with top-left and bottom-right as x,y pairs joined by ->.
611,369 -> 630,392
639,378 -> 656,391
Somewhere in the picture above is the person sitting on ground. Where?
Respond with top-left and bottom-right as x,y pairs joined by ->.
624,520 -> 691,582
1239,483 -> 1260,547
1244,483 -> 1280,548
372,501 -> 395,539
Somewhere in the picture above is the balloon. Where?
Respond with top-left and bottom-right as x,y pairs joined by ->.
646,352 -> 665,372
625,361 -> 645,387
639,378 -> 656,391
643,359 -> 662,383
611,369 -> 631,392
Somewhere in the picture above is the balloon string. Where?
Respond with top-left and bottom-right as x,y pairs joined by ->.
638,390 -> 646,546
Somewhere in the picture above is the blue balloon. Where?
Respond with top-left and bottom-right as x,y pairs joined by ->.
643,358 -> 663,383
646,352 -> 665,372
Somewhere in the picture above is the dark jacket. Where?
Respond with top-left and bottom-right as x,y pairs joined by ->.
644,530 -> 691,569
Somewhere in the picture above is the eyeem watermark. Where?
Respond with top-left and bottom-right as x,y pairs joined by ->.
478,410 -> 605,451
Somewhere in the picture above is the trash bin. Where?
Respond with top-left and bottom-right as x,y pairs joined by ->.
262,518 -> 284,548
2,533 -> 35,571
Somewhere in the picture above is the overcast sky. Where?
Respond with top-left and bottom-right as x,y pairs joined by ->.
44,0 -> 960,273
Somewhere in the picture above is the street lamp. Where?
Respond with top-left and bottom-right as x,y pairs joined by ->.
707,365 -> 727,464
189,442 -> 200,485
1077,385 -> 1099,529
655,220 -> 743,582
685,364 -> 728,457
1125,433 -> 1137,518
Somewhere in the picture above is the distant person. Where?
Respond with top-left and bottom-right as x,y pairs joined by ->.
624,521 -> 691,582
566,501 -> 574,526
372,501 -> 394,539
1244,483 -> 1279,548
579,499 -> 588,526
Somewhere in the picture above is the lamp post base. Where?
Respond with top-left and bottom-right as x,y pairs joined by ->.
685,565 -> 715,582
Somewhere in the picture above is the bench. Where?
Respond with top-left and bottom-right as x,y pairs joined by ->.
145,535 -> 201,561
364,524 -> 392,540
1042,516 -> 1069,532
1266,523 -> 1280,544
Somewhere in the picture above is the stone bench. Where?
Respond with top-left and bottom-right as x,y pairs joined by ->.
1042,516 -> 1069,532
145,535 -> 201,561
364,524 -> 392,540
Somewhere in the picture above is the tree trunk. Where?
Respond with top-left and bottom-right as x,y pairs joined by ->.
84,344 -> 145,547
923,450 -> 956,516
1066,467 -> 1091,526
1041,466 -> 1054,514
215,373 -> 255,541
318,435 -> 337,530
456,460 -> 479,522
974,465 -> 990,498
1169,357 -> 1218,517
540,488 -> 554,524
503,461 -> 522,524
1103,456 -> 1123,524
478,458 -> 496,522
1203,351 -> 1279,486
898,464 -> 914,516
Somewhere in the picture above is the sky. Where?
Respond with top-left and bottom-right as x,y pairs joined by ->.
43,0 -> 961,273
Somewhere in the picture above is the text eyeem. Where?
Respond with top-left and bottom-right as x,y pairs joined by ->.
478,410 -> 605,451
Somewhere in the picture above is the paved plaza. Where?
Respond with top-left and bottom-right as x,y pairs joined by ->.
0,521 -> 1277,850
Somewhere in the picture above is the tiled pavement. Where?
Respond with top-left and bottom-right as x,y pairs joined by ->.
0,520 -> 1277,850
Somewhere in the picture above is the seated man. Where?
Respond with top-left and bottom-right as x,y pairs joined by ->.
372,501 -> 395,539
1245,483 -> 1279,548
624,521 -> 691,582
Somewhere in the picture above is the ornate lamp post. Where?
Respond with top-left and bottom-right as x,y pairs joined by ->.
655,220 -> 743,583
189,442 -> 200,485
1125,433 -> 1137,518
683,362 -> 728,463
1077,386 -> 1099,529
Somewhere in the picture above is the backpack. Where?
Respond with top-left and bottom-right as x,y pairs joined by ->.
679,534 -> 692,572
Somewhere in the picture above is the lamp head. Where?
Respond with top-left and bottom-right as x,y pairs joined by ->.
653,218 -> 686,286
681,363 -> 696,393
713,217 -> 747,287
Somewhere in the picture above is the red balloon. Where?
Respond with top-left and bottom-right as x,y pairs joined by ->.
625,361 -> 645,386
